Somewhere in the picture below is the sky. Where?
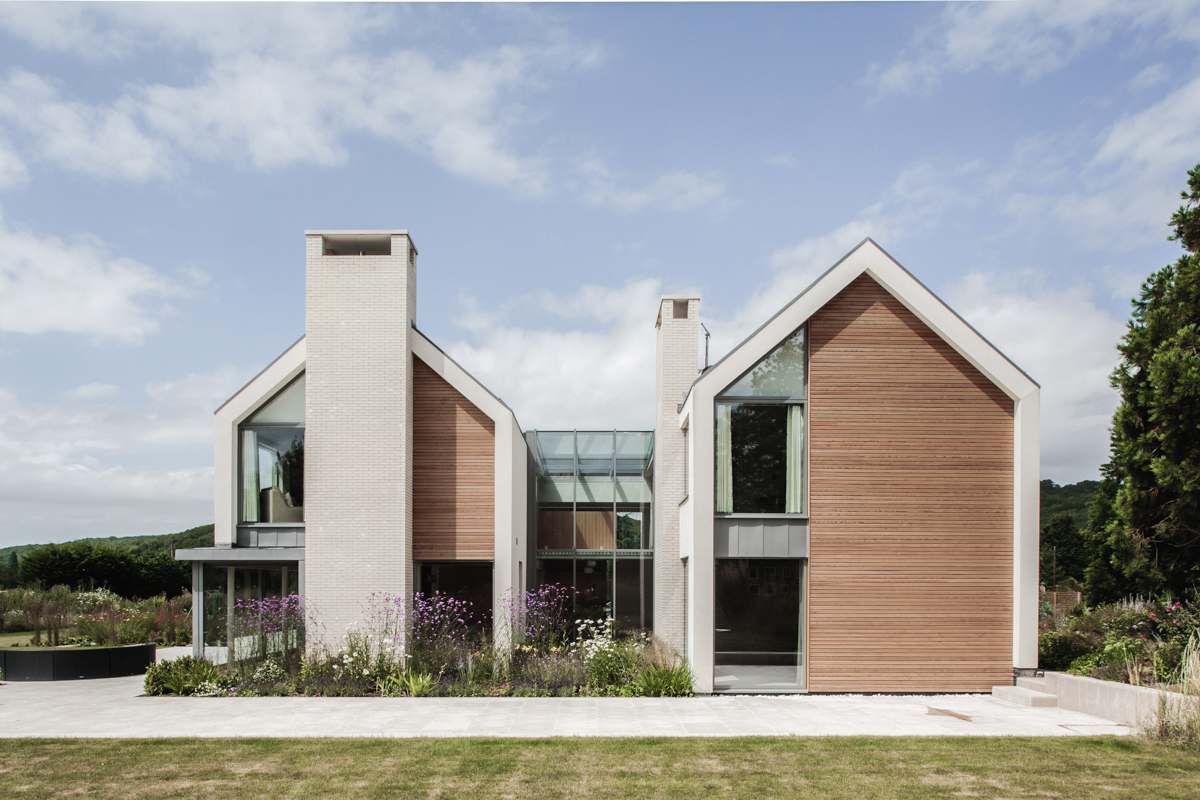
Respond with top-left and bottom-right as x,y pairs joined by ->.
1,1 -> 1198,547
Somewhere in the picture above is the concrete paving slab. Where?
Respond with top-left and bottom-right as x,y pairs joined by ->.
0,675 -> 1133,738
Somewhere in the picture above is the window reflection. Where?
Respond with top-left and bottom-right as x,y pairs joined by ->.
715,325 -> 806,515
529,430 -> 654,629
239,375 -> 305,524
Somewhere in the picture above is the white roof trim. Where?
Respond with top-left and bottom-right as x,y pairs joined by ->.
214,336 -> 307,423
695,239 -> 1038,402
411,328 -> 522,428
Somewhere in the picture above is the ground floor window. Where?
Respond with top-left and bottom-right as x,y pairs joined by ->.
536,555 -> 653,632
714,557 -> 806,692
416,562 -> 493,628
199,564 -> 299,661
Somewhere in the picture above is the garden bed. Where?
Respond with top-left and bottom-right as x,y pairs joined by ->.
145,588 -> 693,699
0,642 -> 156,681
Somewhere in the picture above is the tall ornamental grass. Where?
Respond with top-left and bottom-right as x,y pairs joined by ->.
1146,632 -> 1200,746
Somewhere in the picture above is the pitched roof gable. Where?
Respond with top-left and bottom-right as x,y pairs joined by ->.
694,238 -> 1038,403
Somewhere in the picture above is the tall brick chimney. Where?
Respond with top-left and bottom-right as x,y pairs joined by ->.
653,295 -> 699,656
304,230 -> 417,642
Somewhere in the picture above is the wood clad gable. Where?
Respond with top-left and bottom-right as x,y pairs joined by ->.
413,357 -> 496,560
807,274 -> 1014,692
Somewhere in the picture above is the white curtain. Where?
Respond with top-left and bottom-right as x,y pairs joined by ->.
716,404 -> 733,513
786,405 -> 805,514
241,430 -> 259,522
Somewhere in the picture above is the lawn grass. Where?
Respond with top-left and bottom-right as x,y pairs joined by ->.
0,631 -> 33,647
1,737 -> 1198,799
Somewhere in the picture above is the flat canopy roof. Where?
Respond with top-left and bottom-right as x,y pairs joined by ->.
175,547 -> 303,565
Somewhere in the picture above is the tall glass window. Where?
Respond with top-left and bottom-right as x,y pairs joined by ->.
529,430 -> 654,630
240,375 -> 305,524
714,558 -> 806,692
715,326 -> 806,515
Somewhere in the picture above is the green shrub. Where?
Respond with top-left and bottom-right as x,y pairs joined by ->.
1066,652 -> 1103,676
1039,630 -> 1099,670
252,659 -> 286,685
637,659 -> 694,697
144,656 -> 224,697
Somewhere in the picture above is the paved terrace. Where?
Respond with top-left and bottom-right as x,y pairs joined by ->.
1,674 -> 1128,738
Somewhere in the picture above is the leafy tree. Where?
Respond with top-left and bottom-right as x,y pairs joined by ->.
17,540 -> 189,598
1086,162 -> 1200,600
1039,512 -> 1087,589
1083,468 -> 1123,604
0,551 -> 18,588
135,550 -> 190,598
1040,479 -> 1100,528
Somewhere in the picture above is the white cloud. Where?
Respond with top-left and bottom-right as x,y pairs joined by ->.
582,163 -> 727,213
766,155 -> 799,169
0,70 -> 172,181
0,367 -> 248,546
445,278 -> 666,430
944,272 -> 1124,482
65,383 -> 119,401
718,160 -> 975,353
999,74 -> 1200,250
0,6 -> 597,194
0,219 -> 183,342
867,0 -> 1200,96
1131,63 -> 1169,90
0,136 -> 27,189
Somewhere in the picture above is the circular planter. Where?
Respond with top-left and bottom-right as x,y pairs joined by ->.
0,643 -> 156,681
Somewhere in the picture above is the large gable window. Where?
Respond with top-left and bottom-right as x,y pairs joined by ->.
715,327 -> 806,514
240,375 -> 304,524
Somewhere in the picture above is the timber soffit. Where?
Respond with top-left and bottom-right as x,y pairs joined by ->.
683,237 -> 1040,407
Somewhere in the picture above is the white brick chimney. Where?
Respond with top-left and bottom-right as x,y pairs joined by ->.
653,296 -> 699,656
304,230 -> 417,643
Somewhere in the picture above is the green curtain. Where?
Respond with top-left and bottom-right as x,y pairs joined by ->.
786,405 -> 805,513
241,429 -> 259,522
716,404 -> 733,513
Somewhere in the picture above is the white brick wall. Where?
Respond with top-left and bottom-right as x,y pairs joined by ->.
653,297 -> 699,655
305,233 -> 415,646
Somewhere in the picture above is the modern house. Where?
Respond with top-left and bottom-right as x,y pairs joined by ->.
178,230 -> 1039,694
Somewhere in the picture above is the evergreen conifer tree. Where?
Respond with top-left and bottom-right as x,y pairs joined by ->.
1085,163 -> 1200,600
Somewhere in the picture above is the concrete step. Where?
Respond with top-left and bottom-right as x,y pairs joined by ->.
992,685 -> 1057,707
1016,675 -> 1050,692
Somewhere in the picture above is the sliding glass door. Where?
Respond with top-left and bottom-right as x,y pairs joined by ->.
714,558 -> 806,692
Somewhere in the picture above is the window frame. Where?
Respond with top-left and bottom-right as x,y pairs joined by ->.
237,374 -> 306,527
715,324 -> 809,518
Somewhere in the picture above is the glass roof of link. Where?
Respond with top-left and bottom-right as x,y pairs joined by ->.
531,430 -> 653,477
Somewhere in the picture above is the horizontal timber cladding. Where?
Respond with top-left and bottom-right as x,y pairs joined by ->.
537,509 -> 615,550
807,274 -> 1014,692
413,357 -> 496,560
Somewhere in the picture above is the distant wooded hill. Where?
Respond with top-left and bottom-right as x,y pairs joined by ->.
1040,480 -> 1100,528
0,524 -> 214,563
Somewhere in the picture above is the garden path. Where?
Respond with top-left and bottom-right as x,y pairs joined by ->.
0,676 -> 1130,738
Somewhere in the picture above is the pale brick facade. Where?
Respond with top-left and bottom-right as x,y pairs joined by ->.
304,232 -> 416,642
652,297 -> 699,655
